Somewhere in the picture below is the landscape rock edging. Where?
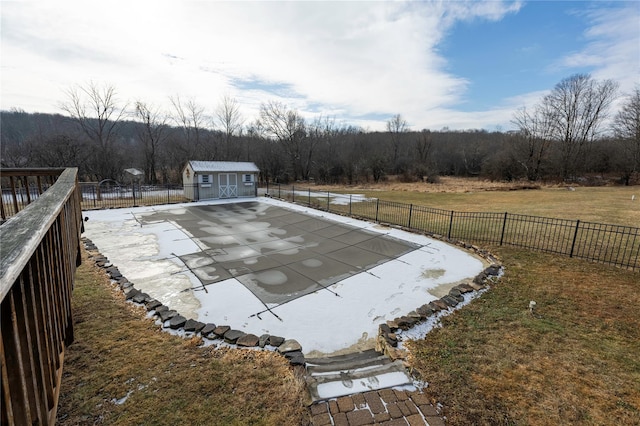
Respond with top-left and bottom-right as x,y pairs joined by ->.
82,237 -> 304,367
375,264 -> 501,363
82,230 -> 502,371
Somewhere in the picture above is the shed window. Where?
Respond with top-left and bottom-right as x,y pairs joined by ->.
243,174 -> 254,183
200,174 -> 211,183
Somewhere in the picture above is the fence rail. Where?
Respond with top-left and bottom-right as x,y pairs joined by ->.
1,168 -> 83,425
78,182 -> 188,210
2,181 -> 259,216
0,168 -> 65,221
269,184 -> 640,271
4,178 -> 635,271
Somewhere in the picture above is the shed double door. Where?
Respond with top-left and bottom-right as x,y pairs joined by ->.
219,173 -> 237,198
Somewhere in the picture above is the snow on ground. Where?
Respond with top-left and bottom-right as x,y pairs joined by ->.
315,371 -> 412,400
286,190 -> 373,206
83,197 -> 486,355
82,208 -> 203,319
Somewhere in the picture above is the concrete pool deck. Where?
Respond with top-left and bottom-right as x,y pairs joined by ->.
83,197 -> 487,356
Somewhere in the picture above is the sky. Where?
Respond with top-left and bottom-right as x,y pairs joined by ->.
1,1 -> 639,132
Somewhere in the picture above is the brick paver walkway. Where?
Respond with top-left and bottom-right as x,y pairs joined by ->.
309,389 -> 445,425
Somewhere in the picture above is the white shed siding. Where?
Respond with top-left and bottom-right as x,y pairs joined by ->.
182,161 -> 259,201
183,163 -> 197,200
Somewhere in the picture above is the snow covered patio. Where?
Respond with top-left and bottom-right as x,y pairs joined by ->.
83,197 -> 487,356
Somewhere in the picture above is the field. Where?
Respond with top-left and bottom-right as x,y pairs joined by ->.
408,246 -> 639,425
312,176 -> 640,227
58,178 -> 640,425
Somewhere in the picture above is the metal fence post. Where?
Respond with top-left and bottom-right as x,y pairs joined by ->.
448,210 -> 454,239
308,188 -> 311,206
570,220 -> 580,258
349,194 -> 352,216
292,185 -> 295,203
167,184 -> 170,204
375,198 -> 380,222
327,191 -> 330,211
278,183 -> 281,198
500,212 -> 508,245
408,204 -> 413,228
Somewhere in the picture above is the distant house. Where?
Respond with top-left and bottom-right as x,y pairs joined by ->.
182,161 -> 260,201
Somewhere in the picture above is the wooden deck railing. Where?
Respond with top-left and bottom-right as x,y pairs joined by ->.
1,168 -> 66,222
1,168 -> 82,425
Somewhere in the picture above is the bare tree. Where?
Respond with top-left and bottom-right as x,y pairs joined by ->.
334,126 -> 365,185
169,95 -> 209,163
461,138 -> 486,176
308,115 -> 342,183
612,87 -> 640,184
258,101 -> 307,181
215,94 -> 244,160
511,105 -> 554,181
135,101 -> 170,184
386,114 -> 409,172
0,109 -> 33,167
542,74 -> 618,179
60,81 -> 128,179
413,129 -> 434,181
32,134 -> 88,170
369,155 -> 387,183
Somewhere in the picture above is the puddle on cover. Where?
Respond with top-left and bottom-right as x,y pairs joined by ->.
255,270 -> 288,286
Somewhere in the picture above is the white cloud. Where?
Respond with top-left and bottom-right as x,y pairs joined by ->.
7,0 -> 636,133
436,2 -> 640,132
555,4 -> 640,94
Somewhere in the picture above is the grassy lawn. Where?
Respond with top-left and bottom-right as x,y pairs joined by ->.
57,251 -> 310,425
58,179 -> 639,425
407,247 -> 640,425
315,177 -> 640,227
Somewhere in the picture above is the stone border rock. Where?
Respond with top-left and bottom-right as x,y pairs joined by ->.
82,237 -> 306,367
270,197 -> 505,365
83,218 -> 502,372
375,263 -> 502,363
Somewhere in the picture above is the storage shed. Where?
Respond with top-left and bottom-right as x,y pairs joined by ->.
182,161 -> 260,201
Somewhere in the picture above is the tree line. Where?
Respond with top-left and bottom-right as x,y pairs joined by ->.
1,74 -> 639,186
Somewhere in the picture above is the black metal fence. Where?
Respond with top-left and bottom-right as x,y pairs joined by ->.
75,183 -> 254,210
1,168 -> 64,221
268,184 -> 640,271
6,179 -> 635,270
78,182 -> 188,210
2,181 -> 189,218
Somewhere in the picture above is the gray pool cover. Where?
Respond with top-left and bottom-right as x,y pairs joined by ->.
138,202 -> 419,306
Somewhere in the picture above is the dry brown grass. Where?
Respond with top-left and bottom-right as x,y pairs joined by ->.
57,250 -> 310,425
407,247 -> 640,425
313,176 -> 545,193
311,176 -> 640,227
311,178 -> 639,423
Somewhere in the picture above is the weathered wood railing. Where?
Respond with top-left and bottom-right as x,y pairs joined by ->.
1,168 -> 66,222
1,168 -> 82,425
